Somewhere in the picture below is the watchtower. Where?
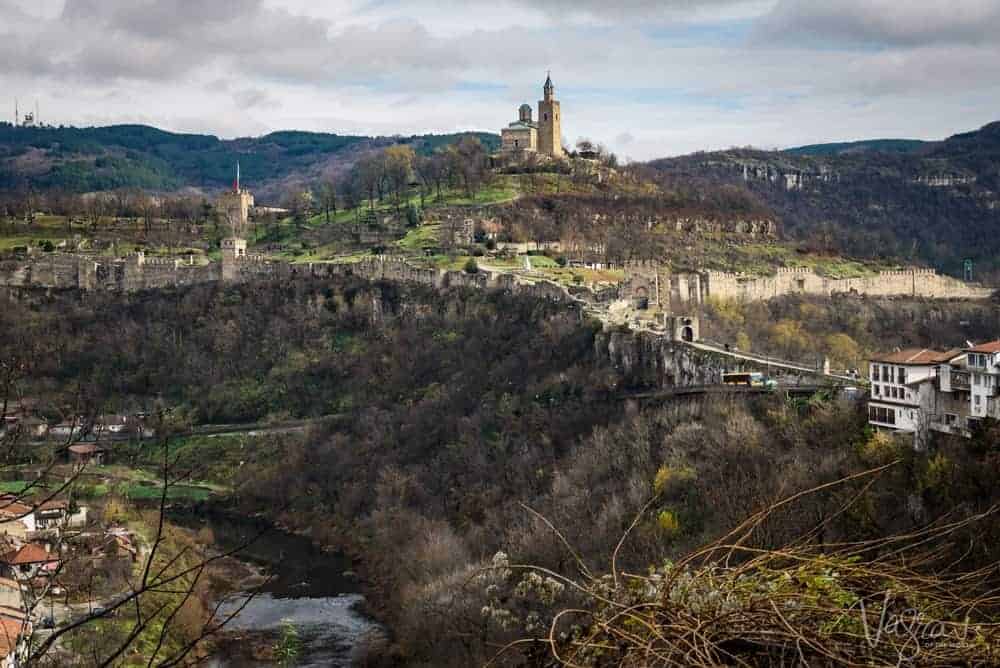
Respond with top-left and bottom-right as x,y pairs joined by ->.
221,237 -> 247,282
537,73 -> 563,158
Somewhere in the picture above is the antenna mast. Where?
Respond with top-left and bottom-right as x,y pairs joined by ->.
14,98 -> 18,126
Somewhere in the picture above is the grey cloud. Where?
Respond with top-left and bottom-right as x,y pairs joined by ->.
508,0 -> 762,19
756,0 -> 1000,47
233,87 -> 282,109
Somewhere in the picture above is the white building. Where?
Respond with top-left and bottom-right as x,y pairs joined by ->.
868,340 -> 1000,446
868,348 -> 961,435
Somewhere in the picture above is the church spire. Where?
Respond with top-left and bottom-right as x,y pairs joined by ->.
543,71 -> 554,101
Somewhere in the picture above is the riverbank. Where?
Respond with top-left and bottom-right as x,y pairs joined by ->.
169,507 -> 383,667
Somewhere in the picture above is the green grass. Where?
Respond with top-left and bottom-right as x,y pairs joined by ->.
125,483 -> 213,502
0,234 -> 66,251
0,480 -> 48,494
397,223 -> 441,251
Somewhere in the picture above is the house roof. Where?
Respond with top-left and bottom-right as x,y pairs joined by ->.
35,499 -> 68,512
0,617 -> 24,658
966,340 -> 1000,353
0,501 -> 34,519
871,348 -> 963,365
2,544 -> 54,565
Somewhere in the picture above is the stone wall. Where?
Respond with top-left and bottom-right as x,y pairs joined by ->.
0,252 -> 219,292
623,262 -> 994,305
307,255 -> 573,303
703,267 -> 993,302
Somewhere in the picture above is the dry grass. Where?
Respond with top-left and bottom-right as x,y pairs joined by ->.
488,463 -> 1000,667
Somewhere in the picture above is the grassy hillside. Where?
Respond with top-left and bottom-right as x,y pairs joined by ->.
0,122 -> 500,194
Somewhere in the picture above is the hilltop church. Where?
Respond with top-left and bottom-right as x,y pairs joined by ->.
500,74 -> 564,158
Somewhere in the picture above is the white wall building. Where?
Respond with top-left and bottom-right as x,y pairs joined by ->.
868,341 -> 1000,446
868,348 -> 959,434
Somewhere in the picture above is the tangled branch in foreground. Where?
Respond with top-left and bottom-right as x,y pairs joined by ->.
486,465 -> 1000,667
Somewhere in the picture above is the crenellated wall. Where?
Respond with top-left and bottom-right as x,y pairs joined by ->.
0,252 -> 219,291
623,262 -> 994,305
703,267 -> 993,302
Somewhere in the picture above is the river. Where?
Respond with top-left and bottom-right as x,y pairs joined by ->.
172,512 -> 380,667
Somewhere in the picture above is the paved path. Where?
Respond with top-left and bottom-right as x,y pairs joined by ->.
687,340 -> 862,384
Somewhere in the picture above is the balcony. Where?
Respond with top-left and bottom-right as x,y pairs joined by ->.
928,415 -> 972,439
951,371 -> 971,391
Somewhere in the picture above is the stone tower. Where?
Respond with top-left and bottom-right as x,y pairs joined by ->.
221,237 -> 247,282
218,162 -> 253,282
537,72 -> 563,158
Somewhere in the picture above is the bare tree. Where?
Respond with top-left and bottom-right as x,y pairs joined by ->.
0,351 -> 260,667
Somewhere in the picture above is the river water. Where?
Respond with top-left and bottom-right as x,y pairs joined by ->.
172,513 -> 379,667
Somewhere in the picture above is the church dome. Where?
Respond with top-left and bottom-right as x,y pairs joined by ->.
518,104 -> 532,122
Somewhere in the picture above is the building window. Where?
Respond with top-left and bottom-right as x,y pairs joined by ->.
898,368 -> 906,384
882,366 -> 890,382
873,385 -> 880,396
870,365 -> 877,381
870,405 -> 896,425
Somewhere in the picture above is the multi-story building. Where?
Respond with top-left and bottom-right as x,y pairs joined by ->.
868,340 -> 1000,446
868,348 -> 960,434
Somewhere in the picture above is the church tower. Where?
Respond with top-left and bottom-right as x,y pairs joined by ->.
537,72 -> 563,158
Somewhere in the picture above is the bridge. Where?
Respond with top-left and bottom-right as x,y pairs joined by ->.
616,383 -> 850,405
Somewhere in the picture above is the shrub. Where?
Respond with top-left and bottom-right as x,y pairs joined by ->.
464,259 -> 479,274
653,464 -> 696,495
656,509 -> 680,533
406,204 -> 422,228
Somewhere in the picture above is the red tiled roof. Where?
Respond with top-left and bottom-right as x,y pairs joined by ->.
0,617 -> 24,657
35,500 -> 68,512
1,544 -> 53,565
967,340 -> 1000,353
0,502 -> 34,519
871,348 -> 962,364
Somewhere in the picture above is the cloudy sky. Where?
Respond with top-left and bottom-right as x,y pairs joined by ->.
3,0 -> 1000,159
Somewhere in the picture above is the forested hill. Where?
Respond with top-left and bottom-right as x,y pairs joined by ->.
649,121 -> 1000,282
0,122 -> 500,195
784,138 -> 927,156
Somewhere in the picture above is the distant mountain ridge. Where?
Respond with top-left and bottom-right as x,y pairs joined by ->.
0,123 -> 500,197
785,138 -> 928,156
649,121 -> 1000,282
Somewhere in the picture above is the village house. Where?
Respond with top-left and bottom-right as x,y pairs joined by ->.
0,616 -> 28,668
0,543 -> 59,582
0,578 -> 26,616
867,340 -> 1000,446
33,500 -> 87,532
0,498 -> 36,541
68,443 -> 108,466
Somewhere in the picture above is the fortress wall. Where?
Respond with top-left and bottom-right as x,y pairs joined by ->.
24,254 -> 84,289
233,257 -> 292,282
0,260 -> 32,287
134,257 -> 185,290
685,267 -> 993,303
